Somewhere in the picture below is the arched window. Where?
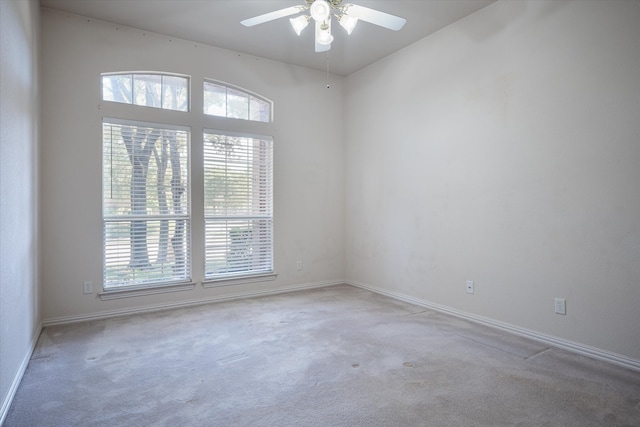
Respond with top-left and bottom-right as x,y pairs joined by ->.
99,72 -> 274,295
201,80 -> 274,283
204,80 -> 272,123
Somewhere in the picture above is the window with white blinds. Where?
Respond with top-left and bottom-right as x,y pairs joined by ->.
203,130 -> 273,279
103,119 -> 190,289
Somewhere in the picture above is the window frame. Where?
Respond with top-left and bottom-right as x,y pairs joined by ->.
98,71 -> 276,297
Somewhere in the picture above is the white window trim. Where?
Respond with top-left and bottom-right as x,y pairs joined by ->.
99,71 -> 276,296
99,281 -> 196,301
201,273 -> 277,289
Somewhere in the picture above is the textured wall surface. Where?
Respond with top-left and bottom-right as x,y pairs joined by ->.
0,0 -> 40,421
39,8 -> 345,320
345,0 -> 640,360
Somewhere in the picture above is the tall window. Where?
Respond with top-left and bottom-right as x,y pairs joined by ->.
101,72 -> 273,292
102,119 -> 190,289
203,130 -> 273,279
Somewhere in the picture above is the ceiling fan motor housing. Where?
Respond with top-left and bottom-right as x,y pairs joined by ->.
306,0 -> 344,7
310,0 -> 331,22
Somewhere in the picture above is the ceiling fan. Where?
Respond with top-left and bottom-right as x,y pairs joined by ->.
241,0 -> 406,53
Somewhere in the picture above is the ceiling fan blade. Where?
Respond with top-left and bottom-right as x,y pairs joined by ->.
241,6 -> 304,27
343,4 -> 406,31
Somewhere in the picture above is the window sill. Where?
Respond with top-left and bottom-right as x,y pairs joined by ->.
202,272 -> 277,289
98,281 -> 196,301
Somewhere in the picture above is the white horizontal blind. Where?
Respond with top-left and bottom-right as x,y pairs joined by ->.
103,120 -> 191,288
203,131 -> 273,279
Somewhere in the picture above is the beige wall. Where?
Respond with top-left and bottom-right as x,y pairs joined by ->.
0,0 -> 41,420
12,1 -> 639,398
345,0 -> 640,361
39,8 -> 345,321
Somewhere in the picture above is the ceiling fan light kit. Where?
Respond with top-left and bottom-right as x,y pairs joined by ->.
316,19 -> 334,45
241,0 -> 406,53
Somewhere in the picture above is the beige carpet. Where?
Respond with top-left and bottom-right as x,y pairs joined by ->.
6,284 -> 640,426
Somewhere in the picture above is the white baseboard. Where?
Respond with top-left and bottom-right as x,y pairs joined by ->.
0,323 -> 42,426
42,280 -> 343,327
346,280 -> 640,373
37,277 -> 640,375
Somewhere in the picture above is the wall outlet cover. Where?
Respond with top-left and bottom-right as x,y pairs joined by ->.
466,280 -> 474,294
83,281 -> 93,294
554,298 -> 566,315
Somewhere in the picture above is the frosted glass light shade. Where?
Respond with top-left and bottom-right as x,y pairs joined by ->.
338,14 -> 358,35
316,19 -> 334,45
290,15 -> 310,35
317,29 -> 334,45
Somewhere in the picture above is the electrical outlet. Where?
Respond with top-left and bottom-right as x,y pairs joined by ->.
554,298 -> 566,315
83,281 -> 93,294
296,261 -> 303,271
466,280 -> 474,294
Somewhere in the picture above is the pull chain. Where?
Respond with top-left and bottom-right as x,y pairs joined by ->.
326,53 -> 330,89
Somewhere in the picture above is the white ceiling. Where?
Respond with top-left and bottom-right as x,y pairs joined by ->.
40,0 -> 495,76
